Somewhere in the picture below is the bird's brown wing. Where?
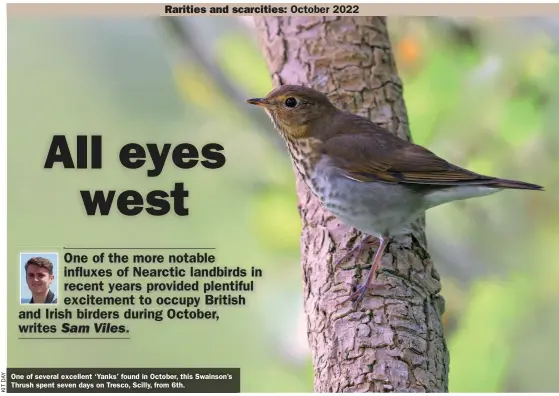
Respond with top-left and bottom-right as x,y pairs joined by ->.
320,119 -> 493,186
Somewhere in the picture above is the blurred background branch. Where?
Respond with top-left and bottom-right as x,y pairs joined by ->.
158,16 -> 285,151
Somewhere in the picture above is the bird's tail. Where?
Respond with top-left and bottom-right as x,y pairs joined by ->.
488,177 -> 544,191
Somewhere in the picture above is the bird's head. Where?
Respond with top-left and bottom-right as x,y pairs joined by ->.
246,85 -> 336,141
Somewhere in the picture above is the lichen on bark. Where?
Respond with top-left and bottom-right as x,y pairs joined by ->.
254,16 -> 449,392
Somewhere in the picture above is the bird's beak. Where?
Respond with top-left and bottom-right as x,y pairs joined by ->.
246,98 -> 268,107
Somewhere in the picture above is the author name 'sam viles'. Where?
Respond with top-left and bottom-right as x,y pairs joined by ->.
61,322 -> 127,334
18,322 -> 128,334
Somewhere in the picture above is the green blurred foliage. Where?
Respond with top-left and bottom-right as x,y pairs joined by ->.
215,31 -> 273,94
251,186 -> 301,254
389,17 -> 559,392
447,276 -> 533,392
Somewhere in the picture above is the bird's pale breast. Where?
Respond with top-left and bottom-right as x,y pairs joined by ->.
283,136 -> 428,237
306,156 -> 427,237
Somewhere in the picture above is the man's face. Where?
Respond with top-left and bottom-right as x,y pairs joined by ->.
26,264 -> 54,294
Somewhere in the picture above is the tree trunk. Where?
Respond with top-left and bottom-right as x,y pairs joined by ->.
254,16 -> 449,392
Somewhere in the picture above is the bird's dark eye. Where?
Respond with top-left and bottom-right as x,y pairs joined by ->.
284,97 -> 298,108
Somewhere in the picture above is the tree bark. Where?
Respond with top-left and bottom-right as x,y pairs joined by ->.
254,16 -> 449,392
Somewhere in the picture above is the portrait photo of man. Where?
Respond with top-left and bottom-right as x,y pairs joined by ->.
20,253 -> 58,304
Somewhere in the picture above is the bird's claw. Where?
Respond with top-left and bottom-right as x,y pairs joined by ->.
333,245 -> 362,270
333,235 -> 378,270
337,283 -> 371,308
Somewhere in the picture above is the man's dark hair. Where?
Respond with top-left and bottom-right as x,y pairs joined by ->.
25,257 -> 54,275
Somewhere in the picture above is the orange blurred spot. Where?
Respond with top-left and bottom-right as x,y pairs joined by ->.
398,37 -> 421,65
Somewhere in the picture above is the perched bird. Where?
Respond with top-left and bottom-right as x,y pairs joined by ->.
247,85 -> 543,306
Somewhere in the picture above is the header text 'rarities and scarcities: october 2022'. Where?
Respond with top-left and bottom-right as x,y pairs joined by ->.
164,4 -> 361,15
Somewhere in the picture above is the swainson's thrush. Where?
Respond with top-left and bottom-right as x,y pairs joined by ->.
247,85 -> 543,306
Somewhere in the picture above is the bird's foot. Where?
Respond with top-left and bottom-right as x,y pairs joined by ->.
333,235 -> 378,270
335,235 -> 389,309
337,281 -> 377,308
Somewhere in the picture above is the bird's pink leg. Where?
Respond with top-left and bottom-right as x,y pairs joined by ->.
333,234 -> 379,270
338,235 -> 389,306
